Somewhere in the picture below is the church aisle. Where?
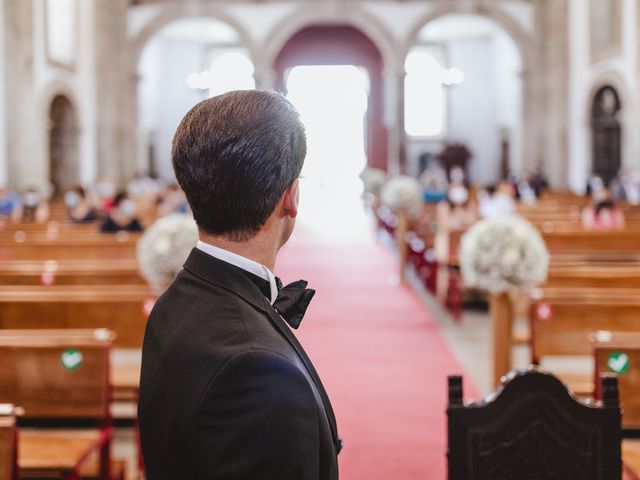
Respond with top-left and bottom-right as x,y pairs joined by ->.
276,226 -> 478,480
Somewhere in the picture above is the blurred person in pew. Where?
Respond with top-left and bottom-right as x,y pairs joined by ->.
19,186 -> 49,223
478,180 -> 516,219
139,90 -> 340,480
0,185 -> 22,223
92,179 -> 116,213
99,191 -> 142,233
156,182 -> 190,217
436,185 -> 477,233
64,186 -> 98,223
581,187 -> 625,230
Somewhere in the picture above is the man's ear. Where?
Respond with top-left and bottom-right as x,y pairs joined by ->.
283,179 -> 299,218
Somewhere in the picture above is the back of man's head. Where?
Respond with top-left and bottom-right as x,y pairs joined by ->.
172,90 -> 306,242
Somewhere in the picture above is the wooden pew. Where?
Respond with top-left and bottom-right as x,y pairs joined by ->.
594,331 -> 640,430
0,285 -> 153,348
543,230 -> 640,256
0,329 -> 116,480
0,235 -> 139,261
0,259 -> 144,286
530,287 -> 640,361
545,263 -> 640,289
0,405 -> 17,480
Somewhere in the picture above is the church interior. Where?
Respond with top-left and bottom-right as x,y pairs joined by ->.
1,0 -> 640,478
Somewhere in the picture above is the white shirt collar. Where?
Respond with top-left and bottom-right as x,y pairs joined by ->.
196,240 -> 278,304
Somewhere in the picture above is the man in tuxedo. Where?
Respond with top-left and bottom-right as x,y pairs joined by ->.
138,90 -> 341,479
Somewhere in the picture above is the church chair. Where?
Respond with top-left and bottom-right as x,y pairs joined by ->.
447,366 -> 622,480
0,329 -> 117,480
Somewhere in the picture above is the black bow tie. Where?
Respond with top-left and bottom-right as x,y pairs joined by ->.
273,277 -> 315,329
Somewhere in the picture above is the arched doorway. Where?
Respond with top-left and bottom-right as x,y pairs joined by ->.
137,17 -> 254,180
274,25 -> 386,241
405,14 -> 524,184
49,94 -> 79,196
274,25 -> 387,172
591,85 -> 621,184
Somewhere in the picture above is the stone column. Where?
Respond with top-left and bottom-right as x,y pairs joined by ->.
384,65 -> 405,176
3,0 -> 37,189
93,0 -> 131,188
533,0 -> 570,188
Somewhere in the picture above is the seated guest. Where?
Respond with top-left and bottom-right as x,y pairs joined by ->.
93,179 -> 116,213
20,186 -> 49,223
100,192 -> 142,233
0,186 -> 22,222
437,185 -> 477,233
64,186 -> 98,223
478,181 -> 516,219
581,188 -> 625,230
157,183 -> 190,217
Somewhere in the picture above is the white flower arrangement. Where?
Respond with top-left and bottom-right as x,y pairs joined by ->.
379,175 -> 424,219
360,168 -> 387,196
459,216 -> 549,293
137,214 -> 199,294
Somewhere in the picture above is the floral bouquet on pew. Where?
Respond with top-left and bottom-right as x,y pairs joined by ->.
459,216 -> 549,293
360,168 -> 387,197
379,175 -> 424,220
137,213 -> 198,295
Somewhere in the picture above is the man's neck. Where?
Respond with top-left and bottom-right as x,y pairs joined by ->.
199,231 -> 280,272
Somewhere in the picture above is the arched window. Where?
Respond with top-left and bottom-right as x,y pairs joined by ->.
404,47 -> 447,137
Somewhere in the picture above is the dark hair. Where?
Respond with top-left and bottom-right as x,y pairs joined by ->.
113,191 -> 127,207
73,186 -> 86,199
172,90 -> 306,241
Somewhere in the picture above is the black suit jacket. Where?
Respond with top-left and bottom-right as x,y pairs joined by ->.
139,248 -> 340,479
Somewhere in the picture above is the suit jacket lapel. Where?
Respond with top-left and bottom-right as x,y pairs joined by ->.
260,298 -> 340,451
182,249 -> 341,451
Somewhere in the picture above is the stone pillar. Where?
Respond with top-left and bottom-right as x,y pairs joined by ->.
93,0 -> 131,188
3,0 -> 37,189
534,0 -> 570,188
384,65 -> 405,176
0,0 -> 7,186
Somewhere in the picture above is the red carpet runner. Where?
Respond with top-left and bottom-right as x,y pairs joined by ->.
276,228 -> 478,480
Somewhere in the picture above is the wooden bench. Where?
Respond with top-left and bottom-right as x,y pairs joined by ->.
593,331 -> 640,430
528,287 -> 640,395
0,329 -> 117,480
545,263 -> 640,289
0,285 -> 153,348
530,287 -> 640,361
0,235 -> 139,261
0,259 -> 144,286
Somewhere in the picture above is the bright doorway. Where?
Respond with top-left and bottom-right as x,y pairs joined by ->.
286,65 -> 372,244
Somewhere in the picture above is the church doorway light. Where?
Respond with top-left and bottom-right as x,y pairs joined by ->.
285,65 -> 372,244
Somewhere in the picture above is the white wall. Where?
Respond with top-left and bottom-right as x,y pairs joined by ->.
448,37 -> 498,184
0,0 -> 7,186
406,26 -> 522,185
568,0 -> 639,193
138,36 -> 207,180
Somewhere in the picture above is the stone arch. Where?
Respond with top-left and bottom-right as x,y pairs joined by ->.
127,5 -> 256,74
261,5 -> 396,78
587,71 -> 630,183
125,6 -> 256,178
46,91 -> 80,196
404,4 -> 535,177
404,4 -> 533,74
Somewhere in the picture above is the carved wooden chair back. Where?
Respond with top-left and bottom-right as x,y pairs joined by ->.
447,367 -> 621,480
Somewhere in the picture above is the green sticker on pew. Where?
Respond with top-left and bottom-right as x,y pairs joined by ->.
608,352 -> 630,375
60,349 -> 83,372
